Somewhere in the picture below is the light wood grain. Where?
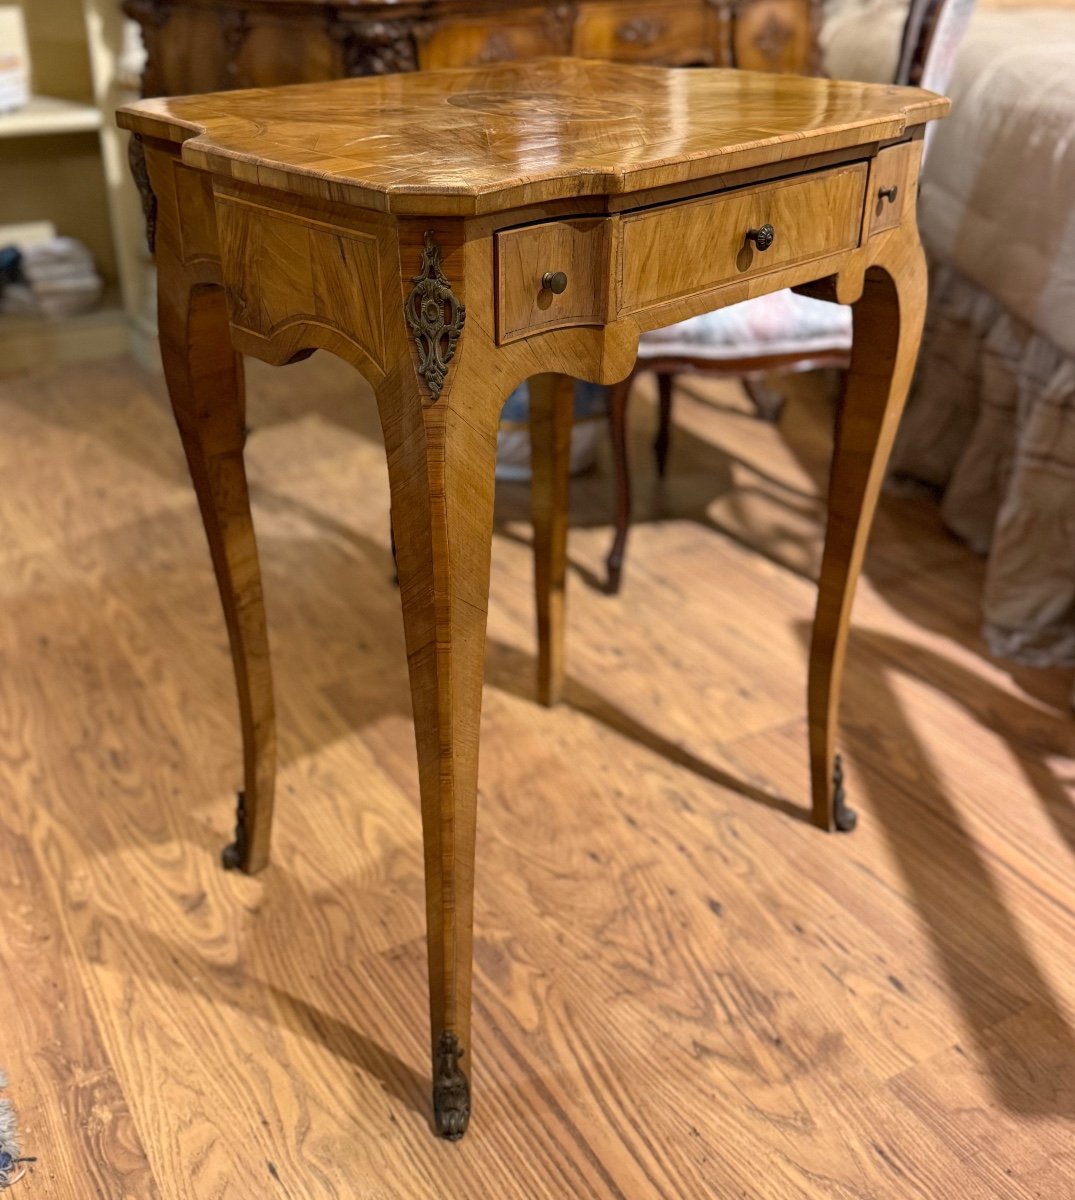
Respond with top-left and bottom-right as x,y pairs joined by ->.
616,162 -> 868,314
3,350 -> 1074,1194
496,217 -> 610,344
866,140 -> 921,237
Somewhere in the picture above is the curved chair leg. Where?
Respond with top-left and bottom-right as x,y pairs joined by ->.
158,279 -> 277,874
529,374 -> 574,706
808,229 -> 927,832
653,371 -> 674,477
606,375 -> 633,595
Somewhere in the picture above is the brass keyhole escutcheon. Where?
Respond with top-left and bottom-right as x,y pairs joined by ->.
745,224 -> 775,252
541,271 -> 568,295
879,185 -> 899,203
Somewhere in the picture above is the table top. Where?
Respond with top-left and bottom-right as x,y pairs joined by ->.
117,58 -> 948,217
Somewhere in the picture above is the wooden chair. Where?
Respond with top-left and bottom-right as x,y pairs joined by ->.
604,0 -> 976,593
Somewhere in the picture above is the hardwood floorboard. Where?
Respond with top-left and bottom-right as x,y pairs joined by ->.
0,353 -> 1072,1197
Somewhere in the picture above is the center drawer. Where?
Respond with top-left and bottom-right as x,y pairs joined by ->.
616,162 -> 867,315
493,162 -> 867,344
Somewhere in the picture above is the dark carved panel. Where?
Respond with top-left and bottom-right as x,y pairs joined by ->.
218,8 -> 251,89
121,0 -> 172,97
327,17 -> 421,77
127,132 -> 158,254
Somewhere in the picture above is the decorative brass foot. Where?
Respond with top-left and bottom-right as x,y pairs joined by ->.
220,790 -> 248,870
832,754 -> 858,832
432,1031 -> 470,1140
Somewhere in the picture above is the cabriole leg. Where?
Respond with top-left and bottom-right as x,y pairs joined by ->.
808,231 -> 927,831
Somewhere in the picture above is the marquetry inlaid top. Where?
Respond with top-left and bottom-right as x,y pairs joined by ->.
117,57 -> 948,216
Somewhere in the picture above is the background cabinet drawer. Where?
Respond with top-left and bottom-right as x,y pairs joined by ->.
574,1 -> 719,65
496,217 -> 610,344
617,163 -> 867,315
732,0 -> 815,73
418,13 -> 568,71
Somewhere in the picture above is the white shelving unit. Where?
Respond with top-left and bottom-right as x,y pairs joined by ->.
0,94 -> 103,137
0,0 -> 148,371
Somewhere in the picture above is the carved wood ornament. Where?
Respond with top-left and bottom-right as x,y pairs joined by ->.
753,13 -> 794,66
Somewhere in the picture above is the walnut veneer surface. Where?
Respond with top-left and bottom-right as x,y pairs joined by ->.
117,57 -> 948,1140
120,60 -> 944,213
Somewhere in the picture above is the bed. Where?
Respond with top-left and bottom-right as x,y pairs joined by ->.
823,0 -> 1075,694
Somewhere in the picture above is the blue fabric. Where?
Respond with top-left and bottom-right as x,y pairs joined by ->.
500,379 -> 608,423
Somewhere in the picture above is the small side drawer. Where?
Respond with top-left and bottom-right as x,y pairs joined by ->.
496,217 -> 610,345
617,162 -> 867,315
574,1 -> 717,65
867,141 -> 921,236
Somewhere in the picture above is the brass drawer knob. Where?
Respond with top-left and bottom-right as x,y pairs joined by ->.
541,270 -> 568,295
745,224 -> 775,252
879,185 -> 899,203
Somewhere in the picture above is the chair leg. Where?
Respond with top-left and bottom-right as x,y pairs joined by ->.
606,375 -> 633,595
529,373 -> 574,707
742,375 -> 786,423
654,371 -> 674,477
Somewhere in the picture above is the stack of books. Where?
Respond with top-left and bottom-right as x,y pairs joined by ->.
0,6 -> 29,114
0,223 -> 103,319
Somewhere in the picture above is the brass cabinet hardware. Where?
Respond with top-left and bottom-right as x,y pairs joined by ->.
745,223 -> 775,251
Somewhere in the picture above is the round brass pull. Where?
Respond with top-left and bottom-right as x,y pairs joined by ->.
745,224 -> 775,252
542,270 -> 568,295
879,185 -> 899,204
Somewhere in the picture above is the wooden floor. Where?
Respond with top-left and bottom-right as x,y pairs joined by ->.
1,350 -> 1073,1199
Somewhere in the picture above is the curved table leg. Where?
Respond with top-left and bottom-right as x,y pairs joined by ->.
529,373 -> 574,706
808,230 -> 927,831
158,277 -> 277,874
377,357 -> 502,1140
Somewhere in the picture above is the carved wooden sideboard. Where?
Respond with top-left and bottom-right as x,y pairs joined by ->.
123,0 -> 821,99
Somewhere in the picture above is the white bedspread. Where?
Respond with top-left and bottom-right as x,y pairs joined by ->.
824,5 -> 1075,357
824,2 -> 1075,686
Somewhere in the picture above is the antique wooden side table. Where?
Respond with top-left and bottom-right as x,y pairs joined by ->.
118,59 -> 947,1139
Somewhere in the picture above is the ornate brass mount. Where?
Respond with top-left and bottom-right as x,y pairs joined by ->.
832,754 -> 857,832
432,1031 -> 470,1139
221,790 -> 248,870
405,231 -> 466,399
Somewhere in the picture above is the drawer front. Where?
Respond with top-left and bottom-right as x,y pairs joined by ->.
574,1 -> 718,65
867,141 -> 920,236
496,217 -> 610,344
617,163 -> 867,315
418,14 -> 567,71
731,0 -> 814,74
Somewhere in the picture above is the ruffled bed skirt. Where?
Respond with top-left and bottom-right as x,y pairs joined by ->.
889,263 -> 1075,679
